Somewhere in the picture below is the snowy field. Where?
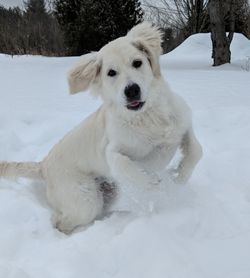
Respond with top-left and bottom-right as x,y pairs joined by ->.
0,33 -> 250,278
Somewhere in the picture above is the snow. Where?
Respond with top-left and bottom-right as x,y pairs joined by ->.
0,33 -> 250,278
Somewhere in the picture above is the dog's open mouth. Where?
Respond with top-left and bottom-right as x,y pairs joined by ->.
126,101 -> 145,111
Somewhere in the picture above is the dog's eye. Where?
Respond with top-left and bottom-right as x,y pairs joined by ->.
132,60 -> 142,68
107,69 -> 117,77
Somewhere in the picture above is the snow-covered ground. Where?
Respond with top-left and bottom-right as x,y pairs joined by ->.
0,33 -> 250,278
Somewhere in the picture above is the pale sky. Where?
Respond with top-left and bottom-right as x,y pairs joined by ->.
0,0 -> 24,8
1,0 -> 250,10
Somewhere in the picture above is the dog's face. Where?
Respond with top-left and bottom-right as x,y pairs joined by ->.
98,39 -> 155,111
68,22 -> 162,112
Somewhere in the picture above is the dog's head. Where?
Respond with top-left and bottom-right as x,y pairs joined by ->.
68,22 -> 163,112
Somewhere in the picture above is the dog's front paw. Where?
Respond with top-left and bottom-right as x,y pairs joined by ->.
144,172 -> 162,190
167,168 -> 178,181
168,169 -> 188,184
150,173 -> 161,185
173,174 -> 189,184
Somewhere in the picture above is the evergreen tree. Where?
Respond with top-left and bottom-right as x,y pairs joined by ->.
54,0 -> 143,55
24,0 -> 47,15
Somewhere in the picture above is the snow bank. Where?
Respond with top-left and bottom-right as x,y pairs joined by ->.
0,33 -> 250,278
163,32 -> 250,70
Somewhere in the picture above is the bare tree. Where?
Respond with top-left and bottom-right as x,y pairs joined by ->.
248,13 -> 250,38
144,0 -> 209,34
0,2 -> 64,56
208,0 -> 235,66
143,0 -> 209,52
208,0 -> 250,66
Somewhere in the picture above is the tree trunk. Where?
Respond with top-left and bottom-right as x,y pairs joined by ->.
195,0 -> 204,33
208,0 -> 233,66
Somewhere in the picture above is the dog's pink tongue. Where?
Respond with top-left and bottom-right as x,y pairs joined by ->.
129,101 -> 139,107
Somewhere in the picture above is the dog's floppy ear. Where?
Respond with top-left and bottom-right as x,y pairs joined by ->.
128,22 -> 163,77
68,52 -> 101,94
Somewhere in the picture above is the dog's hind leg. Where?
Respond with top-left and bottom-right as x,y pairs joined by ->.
47,175 -> 104,234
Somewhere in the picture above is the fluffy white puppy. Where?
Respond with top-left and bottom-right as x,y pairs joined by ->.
0,22 -> 202,233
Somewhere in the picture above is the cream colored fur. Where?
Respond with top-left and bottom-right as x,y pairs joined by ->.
0,22 -> 202,233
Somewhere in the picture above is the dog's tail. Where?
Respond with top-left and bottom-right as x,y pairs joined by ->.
0,161 -> 43,180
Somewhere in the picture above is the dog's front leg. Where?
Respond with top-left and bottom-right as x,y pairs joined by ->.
140,144 -> 178,173
106,148 -> 161,189
175,128 -> 202,184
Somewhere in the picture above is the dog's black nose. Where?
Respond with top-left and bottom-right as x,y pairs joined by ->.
124,83 -> 141,100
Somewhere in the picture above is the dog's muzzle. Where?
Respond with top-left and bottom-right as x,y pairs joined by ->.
124,83 -> 145,111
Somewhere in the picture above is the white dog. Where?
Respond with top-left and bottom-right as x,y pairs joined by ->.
0,22 -> 202,233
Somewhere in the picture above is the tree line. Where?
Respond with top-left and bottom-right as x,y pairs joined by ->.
0,0 -> 143,56
0,0 -> 64,56
0,0 -> 249,66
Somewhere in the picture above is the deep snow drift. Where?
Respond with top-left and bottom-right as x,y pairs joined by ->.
0,33 -> 250,278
